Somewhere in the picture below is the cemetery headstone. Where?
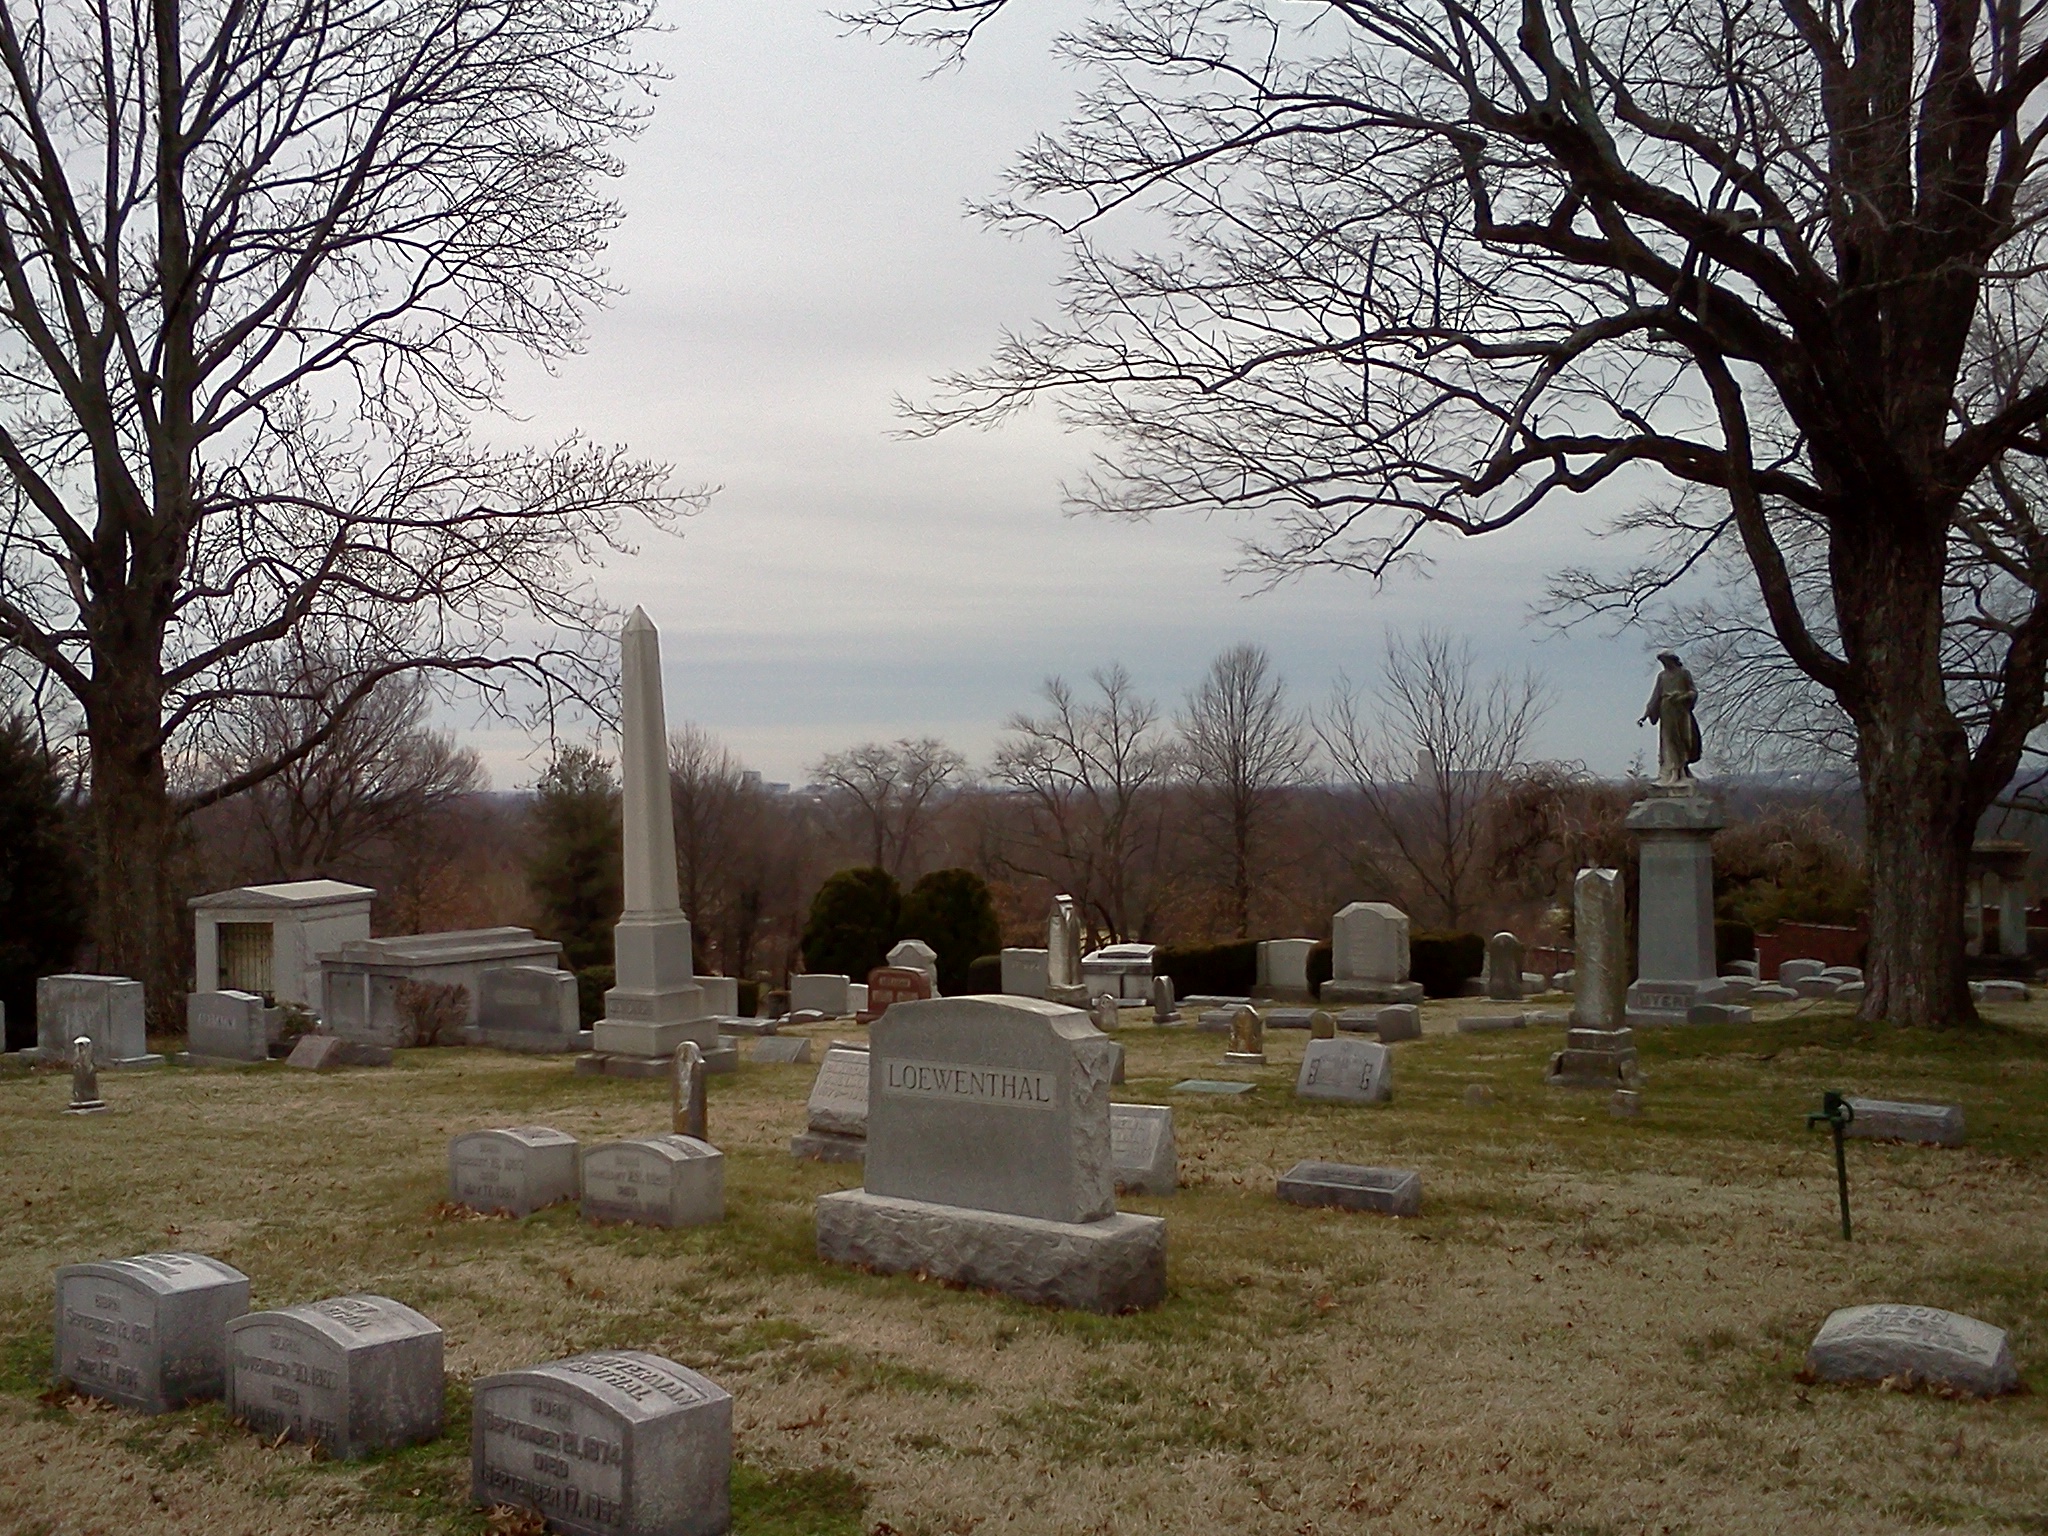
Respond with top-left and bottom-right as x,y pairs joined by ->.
1151,974 -> 1176,1024
184,991 -> 270,1064
1276,1162 -> 1422,1216
477,966 -> 580,1053
1545,1027 -> 1641,1090
581,1137 -> 724,1228
1843,1097 -> 1965,1147
226,1294 -> 443,1458
1046,895 -> 1087,1004
1323,903 -> 1425,1004
1778,959 -> 1825,984
750,1037 -> 813,1065
38,974 -> 159,1067
286,1034 -> 346,1070
1624,791 -> 1730,1026
54,1252 -> 249,1412
1255,938 -> 1317,999
1294,1038 -> 1391,1104
471,1351 -> 733,1536
886,939 -> 939,993
861,966 -> 932,1024
815,996 -> 1166,1312
1224,1006 -> 1265,1065
66,1036 -> 105,1114
1309,1010 -> 1336,1040
789,974 -> 851,1017
1092,993 -> 1120,1033
846,982 -> 868,1015
1110,1104 -> 1176,1196
1805,1305 -> 2018,1396
1263,1007 -> 1316,1029
1196,1007 -> 1236,1033
1001,947 -> 1050,999
1977,978 -> 2029,1003
449,1127 -> 580,1217
1338,1004 -> 1420,1041
790,1045 -> 869,1162
1571,869 -> 1628,1031
1484,932 -> 1526,1000
671,1042 -> 707,1142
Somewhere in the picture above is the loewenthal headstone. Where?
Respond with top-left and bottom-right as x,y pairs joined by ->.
815,996 -> 1166,1312
581,1137 -> 724,1228
1110,1104 -> 1176,1196
54,1252 -> 249,1412
449,1127 -> 580,1217
477,966 -> 580,1053
1844,1097 -> 1966,1147
226,1294 -> 443,1458
1276,1161 -> 1422,1216
858,965 -> 932,1024
472,1350 -> 733,1536
790,1044 -> 869,1162
184,991 -> 270,1064
1293,1038 -> 1392,1105
1805,1304 -> 2018,1396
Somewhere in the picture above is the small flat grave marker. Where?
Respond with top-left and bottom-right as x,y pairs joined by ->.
54,1252 -> 249,1413
1806,1304 -> 2018,1396
581,1136 -> 724,1228
750,1037 -> 813,1065
1276,1161 -> 1422,1216
1455,1014 -> 1527,1033
1844,1097 -> 1965,1147
449,1127 -> 579,1217
226,1294 -> 443,1459
472,1350 -> 733,1536
1110,1104 -> 1176,1196
286,1035 -> 345,1071
1294,1038 -> 1392,1105
1170,1079 -> 1256,1096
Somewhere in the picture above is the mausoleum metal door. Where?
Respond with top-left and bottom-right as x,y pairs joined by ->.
217,922 -> 275,999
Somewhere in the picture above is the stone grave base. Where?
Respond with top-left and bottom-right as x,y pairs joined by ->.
1545,1027 -> 1643,1089
175,1052 -> 267,1069
717,1016 -> 780,1037
1319,979 -> 1425,1006
575,1039 -> 740,1079
815,1190 -> 1166,1314
1625,977 -> 1752,1027
790,1130 -> 866,1163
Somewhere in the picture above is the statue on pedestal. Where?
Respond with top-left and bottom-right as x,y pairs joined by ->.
1640,651 -> 1702,788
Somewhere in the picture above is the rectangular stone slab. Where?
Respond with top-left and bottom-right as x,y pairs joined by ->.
789,1130 -> 866,1163
1276,1161 -> 1422,1216
1294,1038 -> 1392,1104
1805,1304 -> 2017,1396
804,1046 -> 870,1137
54,1252 -> 249,1413
227,1294 -> 443,1459
1455,1015 -> 1526,1033
750,1037 -> 813,1065
1337,1004 -> 1420,1041
449,1127 -> 580,1217
816,1189 -> 1165,1313
1110,1104 -> 1176,1196
581,1137 -> 724,1227
472,1350 -> 733,1536
1170,1079 -> 1256,1095
1844,1098 -> 1966,1147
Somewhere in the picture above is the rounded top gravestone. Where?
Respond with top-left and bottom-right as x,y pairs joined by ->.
1806,1304 -> 2019,1396
54,1251 -> 250,1412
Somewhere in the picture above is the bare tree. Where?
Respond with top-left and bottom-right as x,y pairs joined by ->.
669,722 -> 758,969
0,0 -> 690,1018
854,0 -> 2048,1025
989,664 -> 1175,941
1177,642 -> 1311,935
1318,631 -> 1549,929
811,737 -> 966,878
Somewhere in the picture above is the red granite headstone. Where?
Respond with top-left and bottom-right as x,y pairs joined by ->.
860,965 -> 933,1024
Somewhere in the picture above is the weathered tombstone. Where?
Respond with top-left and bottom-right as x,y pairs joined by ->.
54,1252 -> 249,1412
1294,1038 -> 1391,1104
1484,933 -> 1526,1001
286,1034 -> 346,1070
1150,974 -> 1176,1024
1091,993 -> 1120,1033
789,1044 -> 869,1162
1195,1007 -> 1236,1033
1805,1305 -> 2018,1396
815,996 -> 1166,1312
859,966 -> 932,1024
788,974 -> 851,1017
581,1137 -> 723,1228
1322,903 -> 1425,1005
1223,1006 -> 1265,1065
1843,1098 -> 1965,1147
471,1351 -> 733,1536
1110,1104 -> 1176,1196
449,1127 -> 580,1217
38,975 -> 159,1067
1545,1027 -> 1641,1090
1308,1010 -> 1336,1040
184,991 -> 270,1064
1001,947 -> 1050,999
1571,869 -> 1628,1031
1045,896 -> 1087,1004
476,966 -> 580,1053
750,1037 -> 813,1065
226,1295 -> 444,1458
886,939 -> 939,994
1276,1162 -> 1422,1216
66,1036 -> 105,1114
1255,939 -> 1317,1000
671,1042 -> 707,1142
1976,977 -> 2029,1003
1624,791 -> 1730,1026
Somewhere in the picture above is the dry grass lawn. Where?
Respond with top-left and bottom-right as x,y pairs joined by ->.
2,997 -> 2044,1536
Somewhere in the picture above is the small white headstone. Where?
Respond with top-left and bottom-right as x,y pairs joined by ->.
226,1295 -> 443,1458
1110,1104 -> 1176,1196
54,1252 -> 249,1413
448,1127 -> 580,1216
1806,1304 -> 2018,1396
1294,1038 -> 1392,1104
581,1136 -> 724,1228
805,1046 -> 870,1137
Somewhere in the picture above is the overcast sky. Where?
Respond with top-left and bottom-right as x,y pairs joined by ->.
482,2 -> 1675,789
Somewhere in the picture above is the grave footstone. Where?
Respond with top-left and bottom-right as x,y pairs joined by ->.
815,996 -> 1166,1313
1293,1037 -> 1391,1105
1110,1104 -> 1176,1196
750,1037 -> 813,1066
449,1127 -> 580,1217
1843,1097 -> 1965,1147
1610,1089 -> 1643,1117
472,1351 -> 733,1536
1484,933 -> 1526,1000
790,1045 -> 869,1162
184,991 -> 270,1064
54,1252 -> 249,1412
1749,983 -> 1799,1003
476,966 -> 580,1053
1978,978 -> 2029,1004
37,975 -> 160,1067
1262,1006 -> 1316,1030
1276,1162 -> 1422,1216
1805,1305 -> 2018,1396
1196,1007 -> 1235,1033
581,1137 -> 723,1228
226,1295 -> 443,1458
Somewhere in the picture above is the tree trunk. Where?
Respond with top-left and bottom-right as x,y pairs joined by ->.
87,676 -> 183,1031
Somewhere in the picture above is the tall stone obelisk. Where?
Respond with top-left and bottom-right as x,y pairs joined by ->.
590,608 -> 712,1066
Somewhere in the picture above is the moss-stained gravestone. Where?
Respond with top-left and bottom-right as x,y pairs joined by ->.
472,1350 -> 732,1536
227,1294 -> 444,1458
53,1252 -> 249,1412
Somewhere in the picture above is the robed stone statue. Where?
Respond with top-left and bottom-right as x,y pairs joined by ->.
1640,651 -> 1702,787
